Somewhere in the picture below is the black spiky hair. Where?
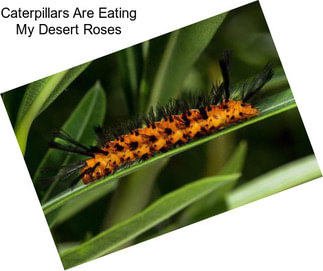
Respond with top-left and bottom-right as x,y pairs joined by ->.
219,49 -> 231,101
40,160 -> 87,188
48,130 -> 106,157
242,62 -> 274,102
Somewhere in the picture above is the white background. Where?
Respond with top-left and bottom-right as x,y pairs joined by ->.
0,0 -> 322,270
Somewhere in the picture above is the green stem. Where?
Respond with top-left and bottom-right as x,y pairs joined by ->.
14,71 -> 68,155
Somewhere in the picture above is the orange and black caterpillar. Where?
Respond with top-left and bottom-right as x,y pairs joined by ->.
48,51 -> 273,186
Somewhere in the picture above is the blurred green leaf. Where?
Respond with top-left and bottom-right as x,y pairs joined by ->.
147,12 -> 227,109
117,46 -> 143,114
101,159 -> 169,251
178,141 -> 247,225
36,82 -> 106,203
226,155 -> 322,209
39,63 -> 91,115
42,82 -> 295,216
60,173 -> 240,268
219,141 -> 248,175
204,134 -> 236,176
138,41 -> 150,112
104,159 -> 169,228
14,62 -> 90,154
52,179 -> 117,228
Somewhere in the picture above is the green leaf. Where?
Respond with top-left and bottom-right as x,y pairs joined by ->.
178,141 -> 247,225
53,179 -> 117,227
100,159 -> 169,251
14,62 -> 90,155
103,159 -> 169,228
226,155 -> 322,209
138,41 -> 150,112
60,173 -> 240,269
146,12 -> 227,108
117,46 -> 143,114
35,82 -> 106,203
219,141 -> 248,175
42,83 -> 296,216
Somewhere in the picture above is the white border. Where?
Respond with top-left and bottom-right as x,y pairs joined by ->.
0,0 -> 250,92
1,0 -> 322,270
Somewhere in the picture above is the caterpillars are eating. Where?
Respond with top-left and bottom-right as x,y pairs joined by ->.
48,51 -> 274,185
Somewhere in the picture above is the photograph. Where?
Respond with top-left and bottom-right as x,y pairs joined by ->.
1,1 -> 321,269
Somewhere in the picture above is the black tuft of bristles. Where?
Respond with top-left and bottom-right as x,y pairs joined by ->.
94,126 -> 107,146
96,116 -> 144,143
219,50 -> 231,101
210,83 -> 225,105
197,92 -> 212,109
41,160 -> 87,174
48,138 -> 94,157
143,108 -> 156,127
117,119 -> 140,137
52,130 -> 90,153
180,96 -> 190,112
242,62 -> 274,102
166,98 -> 180,116
179,92 -> 196,111
40,161 -> 86,188
125,117 -> 143,133
163,98 -> 183,119
156,103 -> 168,120
49,130 -> 106,156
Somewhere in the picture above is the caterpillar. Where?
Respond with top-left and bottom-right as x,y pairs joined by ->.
47,51 -> 273,186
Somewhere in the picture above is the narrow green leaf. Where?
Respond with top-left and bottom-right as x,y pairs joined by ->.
60,173 -> 240,268
117,46 -> 143,114
36,82 -> 106,202
178,141 -> 247,225
147,12 -> 227,108
42,85 -> 296,216
39,62 -> 91,115
226,155 -> 322,209
101,159 -> 169,251
204,134 -> 236,176
103,159 -> 169,228
219,141 -> 248,175
138,40 -> 150,112
14,62 -> 90,155
53,179 -> 117,227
